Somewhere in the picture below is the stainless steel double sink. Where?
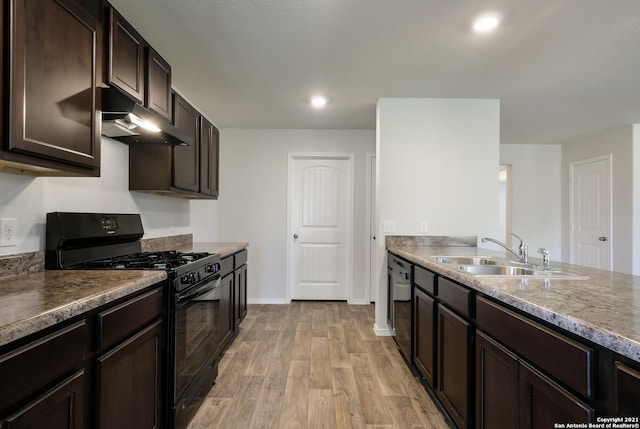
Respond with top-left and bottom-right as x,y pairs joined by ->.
430,256 -> 589,279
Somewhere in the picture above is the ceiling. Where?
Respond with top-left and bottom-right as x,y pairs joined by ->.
109,0 -> 640,145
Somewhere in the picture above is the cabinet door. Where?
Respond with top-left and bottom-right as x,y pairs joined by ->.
146,47 -> 172,121
97,320 -> 163,429
234,264 -> 247,330
173,93 -> 200,192
9,0 -> 101,169
518,362 -> 594,429
437,304 -> 472,429
218,274 -> 234,353
2,370 -> 85,429
200,117 -> 220,197
414,287 -> 436,388
108,8 -> 145,103
614,361 -> 640,416
476,331 -> 518,429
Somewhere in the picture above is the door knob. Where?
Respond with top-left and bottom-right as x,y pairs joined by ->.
293,234 -> 299,239
598,236 -> 607,242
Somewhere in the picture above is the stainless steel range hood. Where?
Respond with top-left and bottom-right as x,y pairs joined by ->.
101,86 -> 192,146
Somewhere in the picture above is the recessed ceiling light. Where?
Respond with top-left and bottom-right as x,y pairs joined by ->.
473,13 -> 500,33
310,95 -> 327,109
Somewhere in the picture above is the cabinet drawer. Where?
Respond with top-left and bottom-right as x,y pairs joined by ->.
220,256 -> 234,277
234,249 -> 247,268
0,321 -> 86,411
98,287 -> 163,352
476,297 -> 594,399
414,265 -> 435,295
438,277 -> 473,319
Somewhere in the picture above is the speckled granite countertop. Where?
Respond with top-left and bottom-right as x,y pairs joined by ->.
387,244 -> 640,363
177,242 -> 249,258
0,241 -> 248,349
140,236 -> 248,258
0,270 -> 167,348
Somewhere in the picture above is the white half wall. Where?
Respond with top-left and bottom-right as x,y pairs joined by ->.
561,125 -> 634,274
217,128 -> 375,304
500,144 -> 562,260
375,98 -> 500,331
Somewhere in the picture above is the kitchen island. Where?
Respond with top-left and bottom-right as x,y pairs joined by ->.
388,243 -> 640,361
387,238 -> 640,428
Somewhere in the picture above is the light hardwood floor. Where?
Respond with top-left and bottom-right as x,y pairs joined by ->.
187,302 -> 451,429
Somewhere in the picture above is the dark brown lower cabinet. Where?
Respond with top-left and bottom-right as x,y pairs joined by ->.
475,331 -> 518,429
519,361 -> 594,428
2,370 -> 85,429
97,319 -> 163,429
218,273 -> 234,353
614,361 -> 640,415
234,264 -> 247,330
437,304 -> 472,429
414,286 -> 436,388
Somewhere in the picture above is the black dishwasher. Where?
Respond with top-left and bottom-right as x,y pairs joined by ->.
388,253 -> 412,363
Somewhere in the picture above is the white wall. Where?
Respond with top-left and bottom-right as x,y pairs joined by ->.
500,144 -> 562,260
217,129 -> 375,304
375,98 -> 500,332
0,137 -> 219,256
561,125 -> 634,274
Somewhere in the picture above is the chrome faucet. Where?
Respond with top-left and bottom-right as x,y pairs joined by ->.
481,233 -> 529,264
538,248 -> 551,271
510,233 -> 529,264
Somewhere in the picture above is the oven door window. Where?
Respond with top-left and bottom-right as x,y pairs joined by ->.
175,278 -> 224,398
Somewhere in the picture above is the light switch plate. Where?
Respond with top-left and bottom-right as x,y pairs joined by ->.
0,218 -> 17,247
383,220 -> 396,233
420,221 -> 428,233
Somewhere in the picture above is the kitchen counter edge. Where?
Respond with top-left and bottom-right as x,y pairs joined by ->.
0,270 -> 167,348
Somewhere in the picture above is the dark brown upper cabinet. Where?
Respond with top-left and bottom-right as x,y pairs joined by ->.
129,92 -> 217,199
107,6 -> 172,122
1,0 -> 102,176
173,93 -> 200,193
199,117 -> 219,198
108,8 -> 145,103
146,47 -> 172,122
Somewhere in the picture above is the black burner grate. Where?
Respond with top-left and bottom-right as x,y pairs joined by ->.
73,251 -> 212,270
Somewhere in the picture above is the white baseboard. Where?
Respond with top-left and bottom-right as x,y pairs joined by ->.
247,299 -> 289,304
347,299 -> 371,305
373,323 -> 394,336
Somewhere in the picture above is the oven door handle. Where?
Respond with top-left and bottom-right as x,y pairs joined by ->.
176,275 -> 221,303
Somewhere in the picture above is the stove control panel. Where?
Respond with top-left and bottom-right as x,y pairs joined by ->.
205,262 -> 220,273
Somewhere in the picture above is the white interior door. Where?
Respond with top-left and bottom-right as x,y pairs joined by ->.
570,156 -> 612,270
288,154 -> 353,300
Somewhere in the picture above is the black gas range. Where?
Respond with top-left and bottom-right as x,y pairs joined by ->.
45,212 -> 220,291
45,212 -> 225,429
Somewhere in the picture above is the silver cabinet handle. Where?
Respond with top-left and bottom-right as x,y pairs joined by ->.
293,234 -> 299,239
599,236 -> 607,242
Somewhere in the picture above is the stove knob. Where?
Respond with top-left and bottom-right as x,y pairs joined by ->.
181,275 -> 190,284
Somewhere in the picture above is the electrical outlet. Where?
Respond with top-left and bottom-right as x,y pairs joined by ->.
383,220 -> 396,233
0,218 -> 17,247
420,220 -> 428,233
